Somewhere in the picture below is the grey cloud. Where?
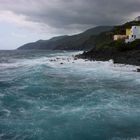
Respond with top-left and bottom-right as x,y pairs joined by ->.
1,0 -> 140,33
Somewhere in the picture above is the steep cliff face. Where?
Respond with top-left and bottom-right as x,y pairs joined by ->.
18,26 -> 112,50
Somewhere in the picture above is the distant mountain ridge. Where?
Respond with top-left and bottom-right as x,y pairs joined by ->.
18,26 -> 113,50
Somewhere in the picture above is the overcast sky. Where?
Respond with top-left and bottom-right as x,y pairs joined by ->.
0,0 -> 140,50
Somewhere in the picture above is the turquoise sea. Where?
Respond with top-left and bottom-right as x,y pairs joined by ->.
0,50 -> 140,140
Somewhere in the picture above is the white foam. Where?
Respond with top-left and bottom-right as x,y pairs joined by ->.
110,137 -> 140,140
1,51 -> 140,78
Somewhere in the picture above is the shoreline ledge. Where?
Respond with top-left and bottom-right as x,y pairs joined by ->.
75,48 -> 140,72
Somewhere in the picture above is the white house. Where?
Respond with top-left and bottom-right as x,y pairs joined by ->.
135,16 -> 140,21
125,26 -> 140,43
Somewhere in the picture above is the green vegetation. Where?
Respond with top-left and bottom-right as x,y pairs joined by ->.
79,20 -> 140,66
18,19 -> 140,51
85,20 -> 140,52
113,20 -> 140,35
126,39 -> 140,49
94,39 -> 140,53
18,26 -> 112,50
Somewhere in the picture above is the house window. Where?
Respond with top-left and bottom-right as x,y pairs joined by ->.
134,35 -> 136,39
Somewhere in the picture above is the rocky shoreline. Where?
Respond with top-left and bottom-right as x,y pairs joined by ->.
76,47 -> 140,72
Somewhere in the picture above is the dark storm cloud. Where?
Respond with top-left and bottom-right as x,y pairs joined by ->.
1,0 -> 140,32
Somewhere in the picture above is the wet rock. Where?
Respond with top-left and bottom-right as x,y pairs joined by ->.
137,68 -> 140,72
77,47 -> 140,66
50,59 -> 56,62
56,58 -> 60,60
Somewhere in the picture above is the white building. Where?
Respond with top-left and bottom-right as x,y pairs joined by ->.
114,35 -> 127,41
125,26 -> 140,43
135,16 -> 140,21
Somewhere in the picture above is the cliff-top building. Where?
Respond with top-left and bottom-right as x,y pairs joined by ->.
125,26 -> 140,43
113,35 -> 127,41
113,16 -> 140,43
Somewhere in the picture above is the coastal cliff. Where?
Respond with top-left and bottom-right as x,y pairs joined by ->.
78,40 -> 140,66
77,20 -> 140,66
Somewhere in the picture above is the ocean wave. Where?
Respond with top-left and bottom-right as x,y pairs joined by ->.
0,50 -> 140,140
110,137 -> 140,140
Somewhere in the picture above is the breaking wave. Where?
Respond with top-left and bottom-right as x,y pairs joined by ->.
0,50 -> 140,140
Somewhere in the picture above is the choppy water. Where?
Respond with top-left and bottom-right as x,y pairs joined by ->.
0,50 -> 140,140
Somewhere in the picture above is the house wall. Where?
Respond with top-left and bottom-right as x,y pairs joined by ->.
125,26 -> 140,43
114,35 -> 127,41
126,29 -> 131,36
130,26 -> 140,39
134,26 -> 140,38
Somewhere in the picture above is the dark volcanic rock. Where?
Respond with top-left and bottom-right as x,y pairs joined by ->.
137,68 -> 140,72
77,46 -> 140,66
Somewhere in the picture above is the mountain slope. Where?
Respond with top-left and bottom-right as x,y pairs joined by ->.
18,35 -> 69,50
18,26 -> 112,50
82,20 -> 140,50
